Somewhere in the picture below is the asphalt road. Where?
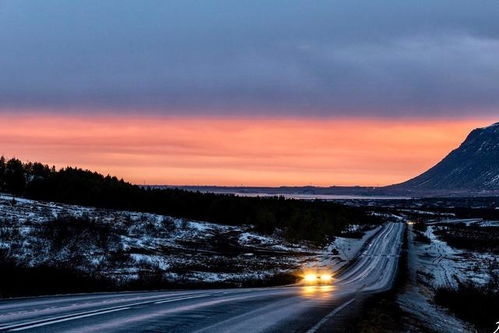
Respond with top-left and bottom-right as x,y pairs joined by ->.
0,223 -> 404,333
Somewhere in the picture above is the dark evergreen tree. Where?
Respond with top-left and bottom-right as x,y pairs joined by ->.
4,158 -> 26,195
25,162 -> 52,181
0,156 -> 5,191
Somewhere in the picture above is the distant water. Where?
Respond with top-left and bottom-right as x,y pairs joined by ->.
222,192 -> 411,200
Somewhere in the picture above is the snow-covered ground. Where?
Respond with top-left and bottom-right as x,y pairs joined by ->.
416,223 -> 497,288
427,218 -> 482,226
0,194 -> 315,285
397,223 -> 472,332
0,194 -> 380,286
397,218 -> 498,332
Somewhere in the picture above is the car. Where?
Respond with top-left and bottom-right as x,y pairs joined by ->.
302,271 -> 333,285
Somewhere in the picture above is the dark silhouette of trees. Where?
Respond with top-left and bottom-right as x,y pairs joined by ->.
0,156 -> 5,190
0,156 -> 380,244
4,158 -> 26,195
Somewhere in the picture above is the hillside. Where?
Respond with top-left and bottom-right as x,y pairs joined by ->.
0,157 -> 381,245
0,194 -> 381,297
389,122 -> 499,192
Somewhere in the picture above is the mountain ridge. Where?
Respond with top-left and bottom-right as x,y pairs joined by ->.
388,122 -> 499,192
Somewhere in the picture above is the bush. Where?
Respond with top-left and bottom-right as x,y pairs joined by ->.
413,222 -> 428,233
39,215 -> 119,252
433,225 -> 499,253
434,282 -> 499,332
414,231 -> 431,244
0,254 -> 114,298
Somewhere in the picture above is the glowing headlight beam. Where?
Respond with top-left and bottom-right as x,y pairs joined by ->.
304,273 -> 317,282
320,274 -> 332,281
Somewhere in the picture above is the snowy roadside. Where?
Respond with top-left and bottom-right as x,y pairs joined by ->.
417,222 -> 497,288
320,225 -> 382,271
397,218 -> 499,332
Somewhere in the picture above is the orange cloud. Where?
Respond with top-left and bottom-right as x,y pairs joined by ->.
0,113 -> 493,186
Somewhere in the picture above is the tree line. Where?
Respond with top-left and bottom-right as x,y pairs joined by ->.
0,156 -> 380,245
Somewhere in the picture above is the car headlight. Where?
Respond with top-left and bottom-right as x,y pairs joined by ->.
320,274 -> 332,282
304,273 -> 317,282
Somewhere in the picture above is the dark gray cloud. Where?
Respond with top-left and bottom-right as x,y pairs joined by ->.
1,0 -> 499,117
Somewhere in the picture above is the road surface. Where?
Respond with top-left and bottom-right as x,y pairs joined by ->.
0,223 -> 404,333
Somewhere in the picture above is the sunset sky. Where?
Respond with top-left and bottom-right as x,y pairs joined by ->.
1,1 -> 498,186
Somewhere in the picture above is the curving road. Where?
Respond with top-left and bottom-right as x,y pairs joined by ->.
0,223 -> 404,333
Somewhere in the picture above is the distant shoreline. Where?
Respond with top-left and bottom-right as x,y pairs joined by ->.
144,185 -> 499,198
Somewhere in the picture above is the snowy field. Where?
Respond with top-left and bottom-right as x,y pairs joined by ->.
416,223 -> 497,288
398,218 -> 499,332
0,194 -> 378,287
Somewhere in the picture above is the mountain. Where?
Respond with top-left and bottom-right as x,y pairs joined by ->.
389,122 -> 499,192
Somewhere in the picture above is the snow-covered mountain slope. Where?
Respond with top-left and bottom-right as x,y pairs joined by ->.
390,122 -> 499,192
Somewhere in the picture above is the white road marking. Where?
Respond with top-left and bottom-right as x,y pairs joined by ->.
305,298 -> 356,333
8,307 -> 131,331
154,294 -> 210,304
1,293 -> 213,331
